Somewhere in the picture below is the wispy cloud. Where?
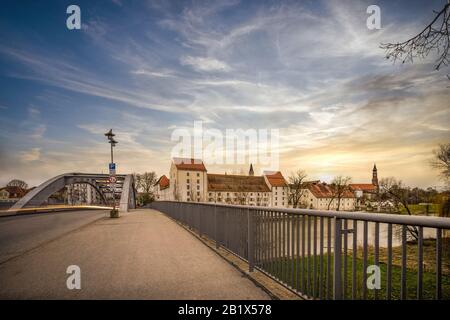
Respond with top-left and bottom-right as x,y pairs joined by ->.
180,56 -> 230,72
20,147 -> 41,162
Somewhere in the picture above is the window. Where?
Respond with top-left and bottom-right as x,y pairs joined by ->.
197,185 -> 200,190
197,192 -> 200,196
197,173 -> 200,177
187,192 -> 190,196
197,179 -> 200,184
187,172 -> 189,176
187,185 -> 190,190
187,179 -> 189,183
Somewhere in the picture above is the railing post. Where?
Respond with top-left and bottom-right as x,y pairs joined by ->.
215,204 -> 220,249
248,208 -> 255,272
198,204 -> 202,237
333,217 -> 342,300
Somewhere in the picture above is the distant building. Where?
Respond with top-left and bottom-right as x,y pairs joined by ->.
170,158 -> 208,202
155,158 -> 380,211
264,171 -> 289,207
207,173 -> 271,206
0,186 -> 28,202
302,181 -> 356,210
66,183 -> 100,205
154,175 -> 171,201
349,164 -> 379,209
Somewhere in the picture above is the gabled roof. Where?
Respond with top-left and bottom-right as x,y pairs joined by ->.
308,182 -> 355,199
349,184 -> 377,192
264,171 -> 288,187
207,174 -> 270,192
155,175 -> 170,190
173,158 -> 207,172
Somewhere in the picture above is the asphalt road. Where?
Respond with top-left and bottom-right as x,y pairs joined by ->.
0,210 -> 108,264
0,209 -> 270,299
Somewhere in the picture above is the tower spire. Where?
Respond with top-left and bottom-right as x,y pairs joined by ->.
372,163 -> 378,186
249,163 -> 254,176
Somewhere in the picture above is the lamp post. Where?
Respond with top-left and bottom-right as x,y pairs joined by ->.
104,129 -> 118,215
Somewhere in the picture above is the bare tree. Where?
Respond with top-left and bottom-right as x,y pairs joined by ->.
380,2 -> 450,77
379,177 -> 419,240
288,170 -> 308,208
6,179 -> 28,190
430,143 -> 450,217
135,172 -> 157,204
135,172 -> 157,194
327,176 -> 352,211
431,143 -> 450,182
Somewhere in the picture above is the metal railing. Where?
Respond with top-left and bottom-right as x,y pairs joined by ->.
150,201 -> 450,300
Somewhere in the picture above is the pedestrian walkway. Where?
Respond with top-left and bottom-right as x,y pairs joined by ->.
0,209 -> 270,299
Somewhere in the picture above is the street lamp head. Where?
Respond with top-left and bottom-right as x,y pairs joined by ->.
104,129 -> 115,140
109,138 -> 118,146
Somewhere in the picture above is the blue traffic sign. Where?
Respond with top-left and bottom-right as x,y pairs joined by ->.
109,163 -> 116,170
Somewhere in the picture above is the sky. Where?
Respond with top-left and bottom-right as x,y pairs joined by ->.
0,0 -> 449,188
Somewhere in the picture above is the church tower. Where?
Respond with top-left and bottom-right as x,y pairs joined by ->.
249,163 -> 254,176
372,164 -> 378,186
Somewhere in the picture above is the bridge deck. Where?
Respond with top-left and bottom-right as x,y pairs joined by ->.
0,209 -> 269,299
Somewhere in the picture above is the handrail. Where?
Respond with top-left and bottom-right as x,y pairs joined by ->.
153,200 -> 450,229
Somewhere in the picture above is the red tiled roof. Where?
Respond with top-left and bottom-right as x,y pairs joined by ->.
173,158 -> 207,172
207,174 -> 270,192
308,183 -> 355,198
349,184 -> 377,192
156,175 -> 170,190
265,171 -> 288,187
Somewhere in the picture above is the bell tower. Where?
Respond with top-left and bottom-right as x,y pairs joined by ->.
249,163 -> 254,176
372,163 -> 378,186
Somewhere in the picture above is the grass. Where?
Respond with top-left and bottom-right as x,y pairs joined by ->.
398,204 -> 442,216
256,238 -> 450,300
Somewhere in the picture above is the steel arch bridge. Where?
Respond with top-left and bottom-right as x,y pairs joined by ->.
9,173 -> 136,212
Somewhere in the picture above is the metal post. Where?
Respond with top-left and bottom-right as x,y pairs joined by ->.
248,208 -> 255,272
110,143 -> 114,164
215,204 -> 219,249
333,217 -> 342,300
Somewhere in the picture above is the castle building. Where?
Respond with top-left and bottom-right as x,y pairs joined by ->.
155,158 -> 378,211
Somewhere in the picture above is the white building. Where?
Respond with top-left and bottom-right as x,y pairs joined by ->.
301,182 -> 356,211
263,171 -> 289,207
67,183 -> 100,205
169,158 -> 208,202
